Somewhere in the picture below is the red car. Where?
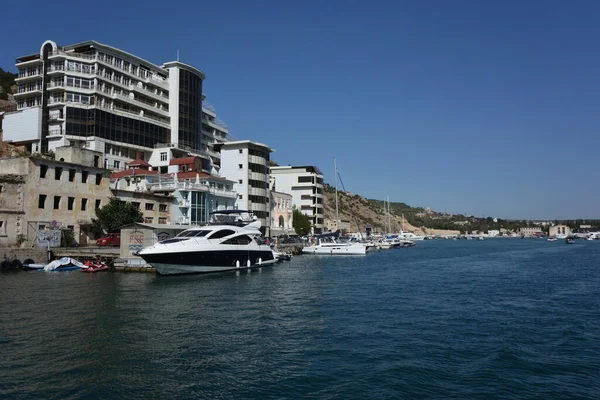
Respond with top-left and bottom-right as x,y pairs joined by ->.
96,233 -> 120,247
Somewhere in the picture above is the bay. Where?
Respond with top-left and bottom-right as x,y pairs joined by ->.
1,239 -> 599,399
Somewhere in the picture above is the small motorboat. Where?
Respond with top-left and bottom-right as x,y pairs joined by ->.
26,257 -> 86,271
273,250 -> 292,261
82,260 -> 109,272
565,237 -> 576,244
547,238 -> 558,242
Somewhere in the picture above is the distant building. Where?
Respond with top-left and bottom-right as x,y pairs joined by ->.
519,227 -> 542,236
549,225 -> 571,237
487,230 -> 500,237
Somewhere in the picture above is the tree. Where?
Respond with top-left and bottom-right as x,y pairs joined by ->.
293,208 -> 312,236
91,197 -> 143,237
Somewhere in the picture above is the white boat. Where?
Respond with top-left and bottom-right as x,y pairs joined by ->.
302,231 -> 367,255
136,210 -> 277,275
547,238 -> 558,242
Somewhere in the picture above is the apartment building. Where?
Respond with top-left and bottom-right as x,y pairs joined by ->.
270,165 -> 324,234
215,140 -> 273,232
3,40 -> 232,173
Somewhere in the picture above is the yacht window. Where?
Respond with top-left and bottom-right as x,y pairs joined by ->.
208,229 -> 235,239
222,235 -> 253,245
177,230 -> 211,238
191,230 -> 210,237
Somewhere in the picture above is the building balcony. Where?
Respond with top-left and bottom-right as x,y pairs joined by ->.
249,171 -> 267,182
49,50 -> 96,62
14,87 -> 43,97
146,180 -> 237,199
15,72 -> 42,82
249,154 -> 267,166
113,93 -> 169,117
129,83 -> 169,104
249,187 -> 268,197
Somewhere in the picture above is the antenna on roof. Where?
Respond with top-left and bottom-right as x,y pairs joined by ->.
177,50 -> 180,61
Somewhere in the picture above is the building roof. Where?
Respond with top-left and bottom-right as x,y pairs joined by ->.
169,156 -> 200,166
213,140 -> 275,153
110,169 -> 158,179
128,158 -> 152,167
271,165 -> 323,175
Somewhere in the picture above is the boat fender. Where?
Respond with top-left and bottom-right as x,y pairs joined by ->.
236,260 -> 240,268
247,259 -> 251,267
258,258 -> 262,265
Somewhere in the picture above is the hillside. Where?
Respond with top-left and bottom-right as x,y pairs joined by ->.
322,184 -> 459,236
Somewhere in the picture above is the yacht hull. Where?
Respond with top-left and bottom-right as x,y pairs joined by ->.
302,245 -> 366,255
140,249 -> 277,275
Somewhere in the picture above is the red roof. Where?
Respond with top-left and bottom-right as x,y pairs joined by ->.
128,158 -> 152,167
169,156 -> 200,166
175,171 -> 210,180
110,169 -> 158,179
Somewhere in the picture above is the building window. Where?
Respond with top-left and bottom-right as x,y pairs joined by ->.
238,164 -> 243,169
38,194 -> 47,209
145,203 -> 154,211
159,204 -> 167,212
238,179 -> 243,184
81,198 -> 88,211
53,196 -> 61,209
132,202 -> 140,209
96,199 -> 101,209
298,176 -> 312,183
40,165 -> 48,178
160,152 -> 167,161
144,217 -> 153,223
114,160 -> 120,169
95,173 -> 102,185
69,169 -> 76,182
238,194 -> 243,199
0,221 -> 6,236
55,167 -> 63,180
82,171 -> 89,183
159,217 -> 167,224
68,197 -> 75,210
239,149 -> 243,154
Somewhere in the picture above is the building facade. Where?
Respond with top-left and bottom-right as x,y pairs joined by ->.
215,140 -> 273,231
549,225 -> 571,237
3,40 -> 233,174
270,165 -> 324,234
270,190 -> 294,236
0,147 -> 111,247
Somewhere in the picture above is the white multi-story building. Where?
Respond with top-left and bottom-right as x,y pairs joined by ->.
3,40 -> 233,173
215,140 -> 274,232
270,165 -> 324,234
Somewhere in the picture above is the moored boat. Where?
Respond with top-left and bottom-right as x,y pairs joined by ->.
136,210 -> 277,275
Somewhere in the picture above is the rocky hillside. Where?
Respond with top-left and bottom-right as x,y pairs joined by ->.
323,184 -> 459,236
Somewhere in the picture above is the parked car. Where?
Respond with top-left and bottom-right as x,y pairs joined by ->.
96,233 -> 120,247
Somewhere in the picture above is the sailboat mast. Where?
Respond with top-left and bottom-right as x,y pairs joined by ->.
334,157 -> 339,230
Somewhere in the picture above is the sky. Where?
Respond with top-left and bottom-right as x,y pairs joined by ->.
2,0 -> 599,220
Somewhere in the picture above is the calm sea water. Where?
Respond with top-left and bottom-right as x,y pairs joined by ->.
1,239 -> 599,399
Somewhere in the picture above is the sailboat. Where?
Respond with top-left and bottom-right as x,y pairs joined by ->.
302,158 -> 367,255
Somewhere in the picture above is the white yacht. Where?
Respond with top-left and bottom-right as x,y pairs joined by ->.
136,210 -> 277,275
302,231 -> 367,255
397,231 -> 425,241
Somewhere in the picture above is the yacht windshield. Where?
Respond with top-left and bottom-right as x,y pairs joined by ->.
177,230 -> 211,238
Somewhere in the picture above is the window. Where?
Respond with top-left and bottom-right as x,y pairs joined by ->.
159,204 -> 167,212
208,229 -> 235,239
144,217 -> 153,223
38,194 -> 46,208
54,167 -> 62,180
145,203 -> 154,211
68,197 -> 75,210
81,198 -> 88,211
82,171 -> 89,183
53,196 -> 61,209
159,217 -> 167,224
222,235 -> 253,245
39,165 -> 48,178
95,173 -> 102,185
238,179 -> 243,184
239,149 -> 243,154
238,164 -> 243,169
113,160 -> 120,169
132,202 -> 140,209
0,221 -> 7,235
68,169 -> 76,182
238,194 -> 243,200
279,215 -> 284,227
160,152 -> 167,161
298,176 -> 312,183
95,199 -> 101,209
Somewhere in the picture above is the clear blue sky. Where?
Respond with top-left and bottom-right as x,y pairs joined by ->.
2,0 -> 599,219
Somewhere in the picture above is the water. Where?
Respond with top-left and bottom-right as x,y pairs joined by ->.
1,239 -> 599,399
